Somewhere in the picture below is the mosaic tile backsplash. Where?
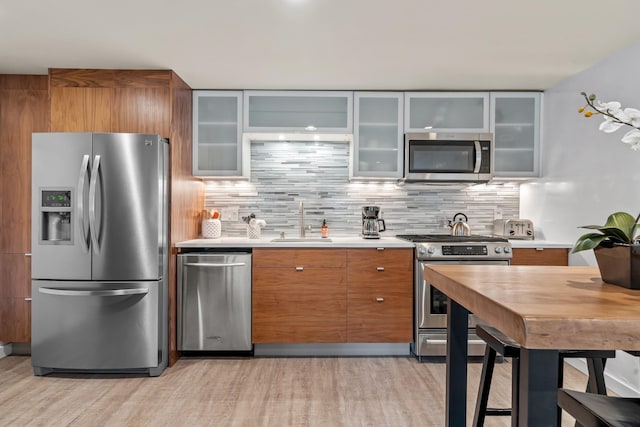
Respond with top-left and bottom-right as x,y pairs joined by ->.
204,141 -> 520,237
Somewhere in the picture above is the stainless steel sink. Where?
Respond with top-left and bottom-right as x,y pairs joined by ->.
270,238 -> 332,243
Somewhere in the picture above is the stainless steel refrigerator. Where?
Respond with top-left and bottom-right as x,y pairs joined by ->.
30,132 -> 169,377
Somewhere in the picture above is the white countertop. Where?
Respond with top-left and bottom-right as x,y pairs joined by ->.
508,239 -> 574,249
176,235 -> 415,249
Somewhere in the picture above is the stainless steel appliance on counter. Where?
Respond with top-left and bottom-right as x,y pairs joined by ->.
361,206 -> 386,239
493,219 -> 535,240
31,132 -> 169,376
404,132 -> 494,182
178,252 -> 252,352
396,234 -> 512,360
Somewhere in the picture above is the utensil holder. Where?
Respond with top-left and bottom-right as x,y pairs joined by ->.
247,225 -> 261,239
202,219 -> 221,238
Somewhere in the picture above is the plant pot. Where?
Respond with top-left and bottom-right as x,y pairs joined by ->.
593,244 -> 640,289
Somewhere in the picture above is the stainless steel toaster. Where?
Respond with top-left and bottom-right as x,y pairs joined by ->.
493,219 -> 535,240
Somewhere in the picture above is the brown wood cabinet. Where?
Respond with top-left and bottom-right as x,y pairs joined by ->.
347,248 -> 413,342
46,69 -> 202,365
252,248 -> 348,343
511,247 -> 569,266
252,247 -> 413,344
0,75 -> 49,342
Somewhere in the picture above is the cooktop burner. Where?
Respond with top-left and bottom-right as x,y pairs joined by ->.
395,234 -> 509,243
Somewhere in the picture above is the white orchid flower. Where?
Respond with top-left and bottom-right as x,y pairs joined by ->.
597,100 -> 622,113
599,116 -> 624,133
623,108 -> 640,127
621,129 -> 640,151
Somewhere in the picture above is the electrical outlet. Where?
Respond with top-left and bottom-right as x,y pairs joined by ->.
494,208 -> 503,220
221,206 -> 239,221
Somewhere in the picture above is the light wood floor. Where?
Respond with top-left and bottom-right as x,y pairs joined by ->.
0,355 -> 587,426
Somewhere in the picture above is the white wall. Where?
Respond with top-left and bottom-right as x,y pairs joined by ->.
520,40 -> 640,396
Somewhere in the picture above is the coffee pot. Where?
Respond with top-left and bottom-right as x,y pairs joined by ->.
362,206 -> 386,239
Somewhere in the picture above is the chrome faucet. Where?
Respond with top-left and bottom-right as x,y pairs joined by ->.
299,201 -> 305,238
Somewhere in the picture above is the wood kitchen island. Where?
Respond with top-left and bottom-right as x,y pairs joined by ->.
423,264 -> 640,427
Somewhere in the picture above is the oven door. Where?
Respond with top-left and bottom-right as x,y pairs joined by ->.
417,260 -> 509,329
404,133 -> 493,182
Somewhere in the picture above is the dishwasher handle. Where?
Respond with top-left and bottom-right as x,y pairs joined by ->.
39,287 -> 149,297
183,262 -> 247,268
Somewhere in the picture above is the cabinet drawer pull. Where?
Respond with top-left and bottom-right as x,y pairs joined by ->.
24,297 -> 32,302
376,267 -> 385,271
535,247 -> 544,251
25,253 -> 32,257
376,248 -> 385,251
376,297 -> 385,302
295,267 -> 304,271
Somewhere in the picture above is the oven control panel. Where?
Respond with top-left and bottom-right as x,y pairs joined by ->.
416,243 -> 512,260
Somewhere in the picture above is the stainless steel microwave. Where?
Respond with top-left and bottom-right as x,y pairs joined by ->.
404,132 -> 494,182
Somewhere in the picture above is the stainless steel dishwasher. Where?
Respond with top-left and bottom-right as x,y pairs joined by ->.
178,252 -> 252,351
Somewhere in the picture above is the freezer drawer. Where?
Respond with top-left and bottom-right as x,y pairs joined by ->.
178,253 -> 252,351
31,280 -> 160,372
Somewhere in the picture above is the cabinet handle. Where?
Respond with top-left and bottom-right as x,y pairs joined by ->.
376,267 -> 385,271
24,297 -> 32,302
376,297 -> 385,302
25,253 -> 32,257
296,267 -> 304,271
535,248 -> 544,251
376,248 -> 385,251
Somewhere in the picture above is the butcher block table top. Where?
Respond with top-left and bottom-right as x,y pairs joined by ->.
423,264 -> 640,351
422,264 -> 640,426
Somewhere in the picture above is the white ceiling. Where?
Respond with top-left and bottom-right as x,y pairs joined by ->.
2,0 -> 640,91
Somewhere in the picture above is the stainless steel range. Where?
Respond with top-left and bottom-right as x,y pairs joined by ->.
396,234 -> 512,360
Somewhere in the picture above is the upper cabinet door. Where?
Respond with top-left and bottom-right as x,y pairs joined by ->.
193,91 -> 244,177
352,92 -> 404,179
404,92 -> 490,133
243,90 -> 353,133
490,92 -> 541,177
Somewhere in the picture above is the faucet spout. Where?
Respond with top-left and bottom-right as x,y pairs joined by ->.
299,201 -> 305,238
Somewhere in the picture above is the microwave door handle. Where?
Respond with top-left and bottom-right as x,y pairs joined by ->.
77,154 -> 91,252
473,140 -> 482,173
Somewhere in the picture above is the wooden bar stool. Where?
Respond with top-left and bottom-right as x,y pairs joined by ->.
558,389 -> 640,427
472,324 -> 615,427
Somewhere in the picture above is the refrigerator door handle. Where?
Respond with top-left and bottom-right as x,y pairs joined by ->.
89,155 -> 102,254
77,154 -> 91,252
39,287 -> 149,297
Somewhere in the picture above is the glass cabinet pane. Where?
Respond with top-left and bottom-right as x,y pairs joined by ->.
193,91 -> 244,177
405,93 -> 489,132
353,92 -> 403,178
491,92 -> 541,177
244,91 -> 353,133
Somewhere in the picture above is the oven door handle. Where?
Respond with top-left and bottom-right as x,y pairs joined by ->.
473,140 -> 482,173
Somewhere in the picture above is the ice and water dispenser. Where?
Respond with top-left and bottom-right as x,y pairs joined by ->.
39,190 -> 72,243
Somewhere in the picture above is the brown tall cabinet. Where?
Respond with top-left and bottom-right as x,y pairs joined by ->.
0,70 -> 202,366
0,75 -> 49,343
48,69 -> 203,365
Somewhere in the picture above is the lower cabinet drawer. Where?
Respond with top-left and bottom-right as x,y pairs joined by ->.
511,248 -> 569,266
347,292 -> 412,343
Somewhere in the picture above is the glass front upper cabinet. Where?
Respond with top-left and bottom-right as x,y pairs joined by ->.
490,92 -> 541,177
353,92 -> 404,179
243,90 -> 353,133
193,90 -> 244,177
404,92 -> 490,133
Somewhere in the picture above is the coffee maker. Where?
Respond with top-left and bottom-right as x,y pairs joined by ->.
362,206 -> 386,239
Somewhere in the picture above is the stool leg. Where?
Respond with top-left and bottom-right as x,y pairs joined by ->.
511,356 -> 519,427
473,345 -> 497,427
586,357 -> 607,395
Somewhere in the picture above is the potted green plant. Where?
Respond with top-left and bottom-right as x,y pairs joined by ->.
571,92 -> 640,288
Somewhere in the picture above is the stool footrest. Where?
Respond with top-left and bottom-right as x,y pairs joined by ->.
485,408 -> 511,416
